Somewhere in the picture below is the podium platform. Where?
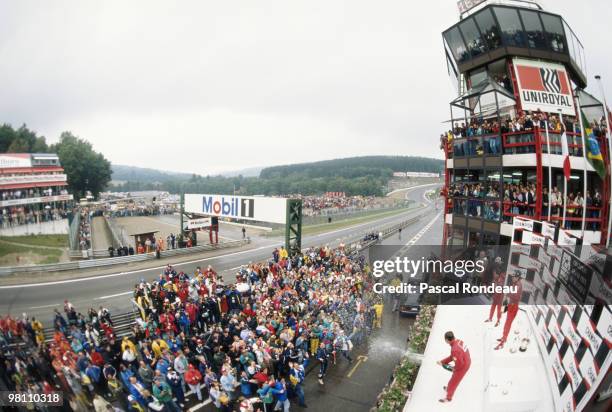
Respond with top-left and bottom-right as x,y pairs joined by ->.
404,305 -> 554,412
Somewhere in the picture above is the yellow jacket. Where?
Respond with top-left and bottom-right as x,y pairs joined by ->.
121,337 -> 137,354
152,339 -> 169,358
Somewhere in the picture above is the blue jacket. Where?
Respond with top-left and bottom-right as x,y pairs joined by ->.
128,380 -> 147,406
270,381 -> 288,402
120,368 -> 134,388
86,365 -> 101,383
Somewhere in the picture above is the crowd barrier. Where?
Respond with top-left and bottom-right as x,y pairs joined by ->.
0,239 -> 250,276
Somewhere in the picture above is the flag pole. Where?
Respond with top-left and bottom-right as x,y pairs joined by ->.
595,75 -> 612,248
544,121 -> 552,221
560,110 -> 568,230
575,93 -> 588,238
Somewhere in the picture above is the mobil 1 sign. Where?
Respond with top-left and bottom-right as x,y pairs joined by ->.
184,194 -> 288,224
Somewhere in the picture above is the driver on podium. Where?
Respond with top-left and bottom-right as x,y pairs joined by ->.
437,330 -> 471,403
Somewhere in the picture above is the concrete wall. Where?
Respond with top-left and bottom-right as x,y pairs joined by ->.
0,219 -> 69,236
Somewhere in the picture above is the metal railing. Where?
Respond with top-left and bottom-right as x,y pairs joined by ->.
0,239 -> 250,276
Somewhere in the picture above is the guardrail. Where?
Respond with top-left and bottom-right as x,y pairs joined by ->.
0,239 -> 250,276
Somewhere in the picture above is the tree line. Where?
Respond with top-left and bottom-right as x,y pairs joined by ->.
115,156 -> 443,196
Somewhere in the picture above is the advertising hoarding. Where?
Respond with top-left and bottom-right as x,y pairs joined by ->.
186,217 -> 211,230
0,154 -> 32,168
513,58 -> 576,116
184,194 -> 288,224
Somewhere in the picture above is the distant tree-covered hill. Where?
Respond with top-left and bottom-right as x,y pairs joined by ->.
260,156 -> 443,179
111,164 -> 193,183
114,155 -> 443,196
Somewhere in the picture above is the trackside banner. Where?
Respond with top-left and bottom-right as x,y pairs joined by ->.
184,194 -> 288,224
513,58 -> 576,116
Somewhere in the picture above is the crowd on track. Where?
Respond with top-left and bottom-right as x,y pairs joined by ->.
0,244 -> 383,412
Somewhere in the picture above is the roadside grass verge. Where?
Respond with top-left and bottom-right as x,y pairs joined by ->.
0,234 -> 68,248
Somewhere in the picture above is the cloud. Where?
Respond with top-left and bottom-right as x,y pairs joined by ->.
0,0 -> 610,173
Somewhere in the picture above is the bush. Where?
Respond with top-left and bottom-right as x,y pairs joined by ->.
373,305 -> 437,411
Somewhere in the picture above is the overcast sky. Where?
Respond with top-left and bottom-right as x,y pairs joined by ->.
1,0 -> 611,174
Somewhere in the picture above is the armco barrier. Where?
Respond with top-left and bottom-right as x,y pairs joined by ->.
0,239 -> 250,276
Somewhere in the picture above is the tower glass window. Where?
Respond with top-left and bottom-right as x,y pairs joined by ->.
519,10 -> 546,49
459,17 -> 487,57
474,8 -> 501,50
445,27 -> 469,63
493,7 -> 525,47
541,13 -> 566,53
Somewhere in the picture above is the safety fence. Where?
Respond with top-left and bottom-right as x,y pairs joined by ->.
0,239 -> 250,276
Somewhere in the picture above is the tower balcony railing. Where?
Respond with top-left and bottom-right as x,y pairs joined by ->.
445,195 -> 603,230
448,128 -> 588,158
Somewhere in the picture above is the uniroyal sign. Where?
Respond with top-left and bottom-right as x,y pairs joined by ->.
184,194 -> 288,224
513,58 -> 576,116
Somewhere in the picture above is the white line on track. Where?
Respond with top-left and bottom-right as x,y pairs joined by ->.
188,399 -> 211,411
95,291 -> 134,300
405,211 -> 442,246
386,182 -> 442,196
28,303 -> 60,309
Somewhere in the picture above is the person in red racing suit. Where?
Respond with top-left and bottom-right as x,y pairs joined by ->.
437,331 -> 471,403
495,273 -> 523,350
485,267 -> 506,326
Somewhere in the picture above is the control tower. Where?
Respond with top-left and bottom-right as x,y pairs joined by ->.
440,0 -> 611,248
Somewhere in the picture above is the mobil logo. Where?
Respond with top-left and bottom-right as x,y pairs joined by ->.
202,195 -> 255,219
202,195 -> 239,217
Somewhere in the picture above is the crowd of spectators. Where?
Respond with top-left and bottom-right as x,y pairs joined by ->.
0,244 -> 379,412
0,188 -> 71,229
440,110 -> 609,157
294,195 -> 401,217
108,205 -> 178,219
448,181 -> 603,229
77,208 -> 92,251
0,205 -> 69,228
0,187 -> 69,201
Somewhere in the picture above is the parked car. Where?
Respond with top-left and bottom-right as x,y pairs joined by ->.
399,291 -> 422,317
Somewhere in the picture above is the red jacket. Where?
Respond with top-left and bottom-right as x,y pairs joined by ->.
184,365 -> 202,385
507,280 -> 523,305
441,339 -> 471,372
90,350 -> 104,367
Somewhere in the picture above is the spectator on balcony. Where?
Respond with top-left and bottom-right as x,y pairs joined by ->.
551,187 -> 562,217
542,188 -> 549,218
